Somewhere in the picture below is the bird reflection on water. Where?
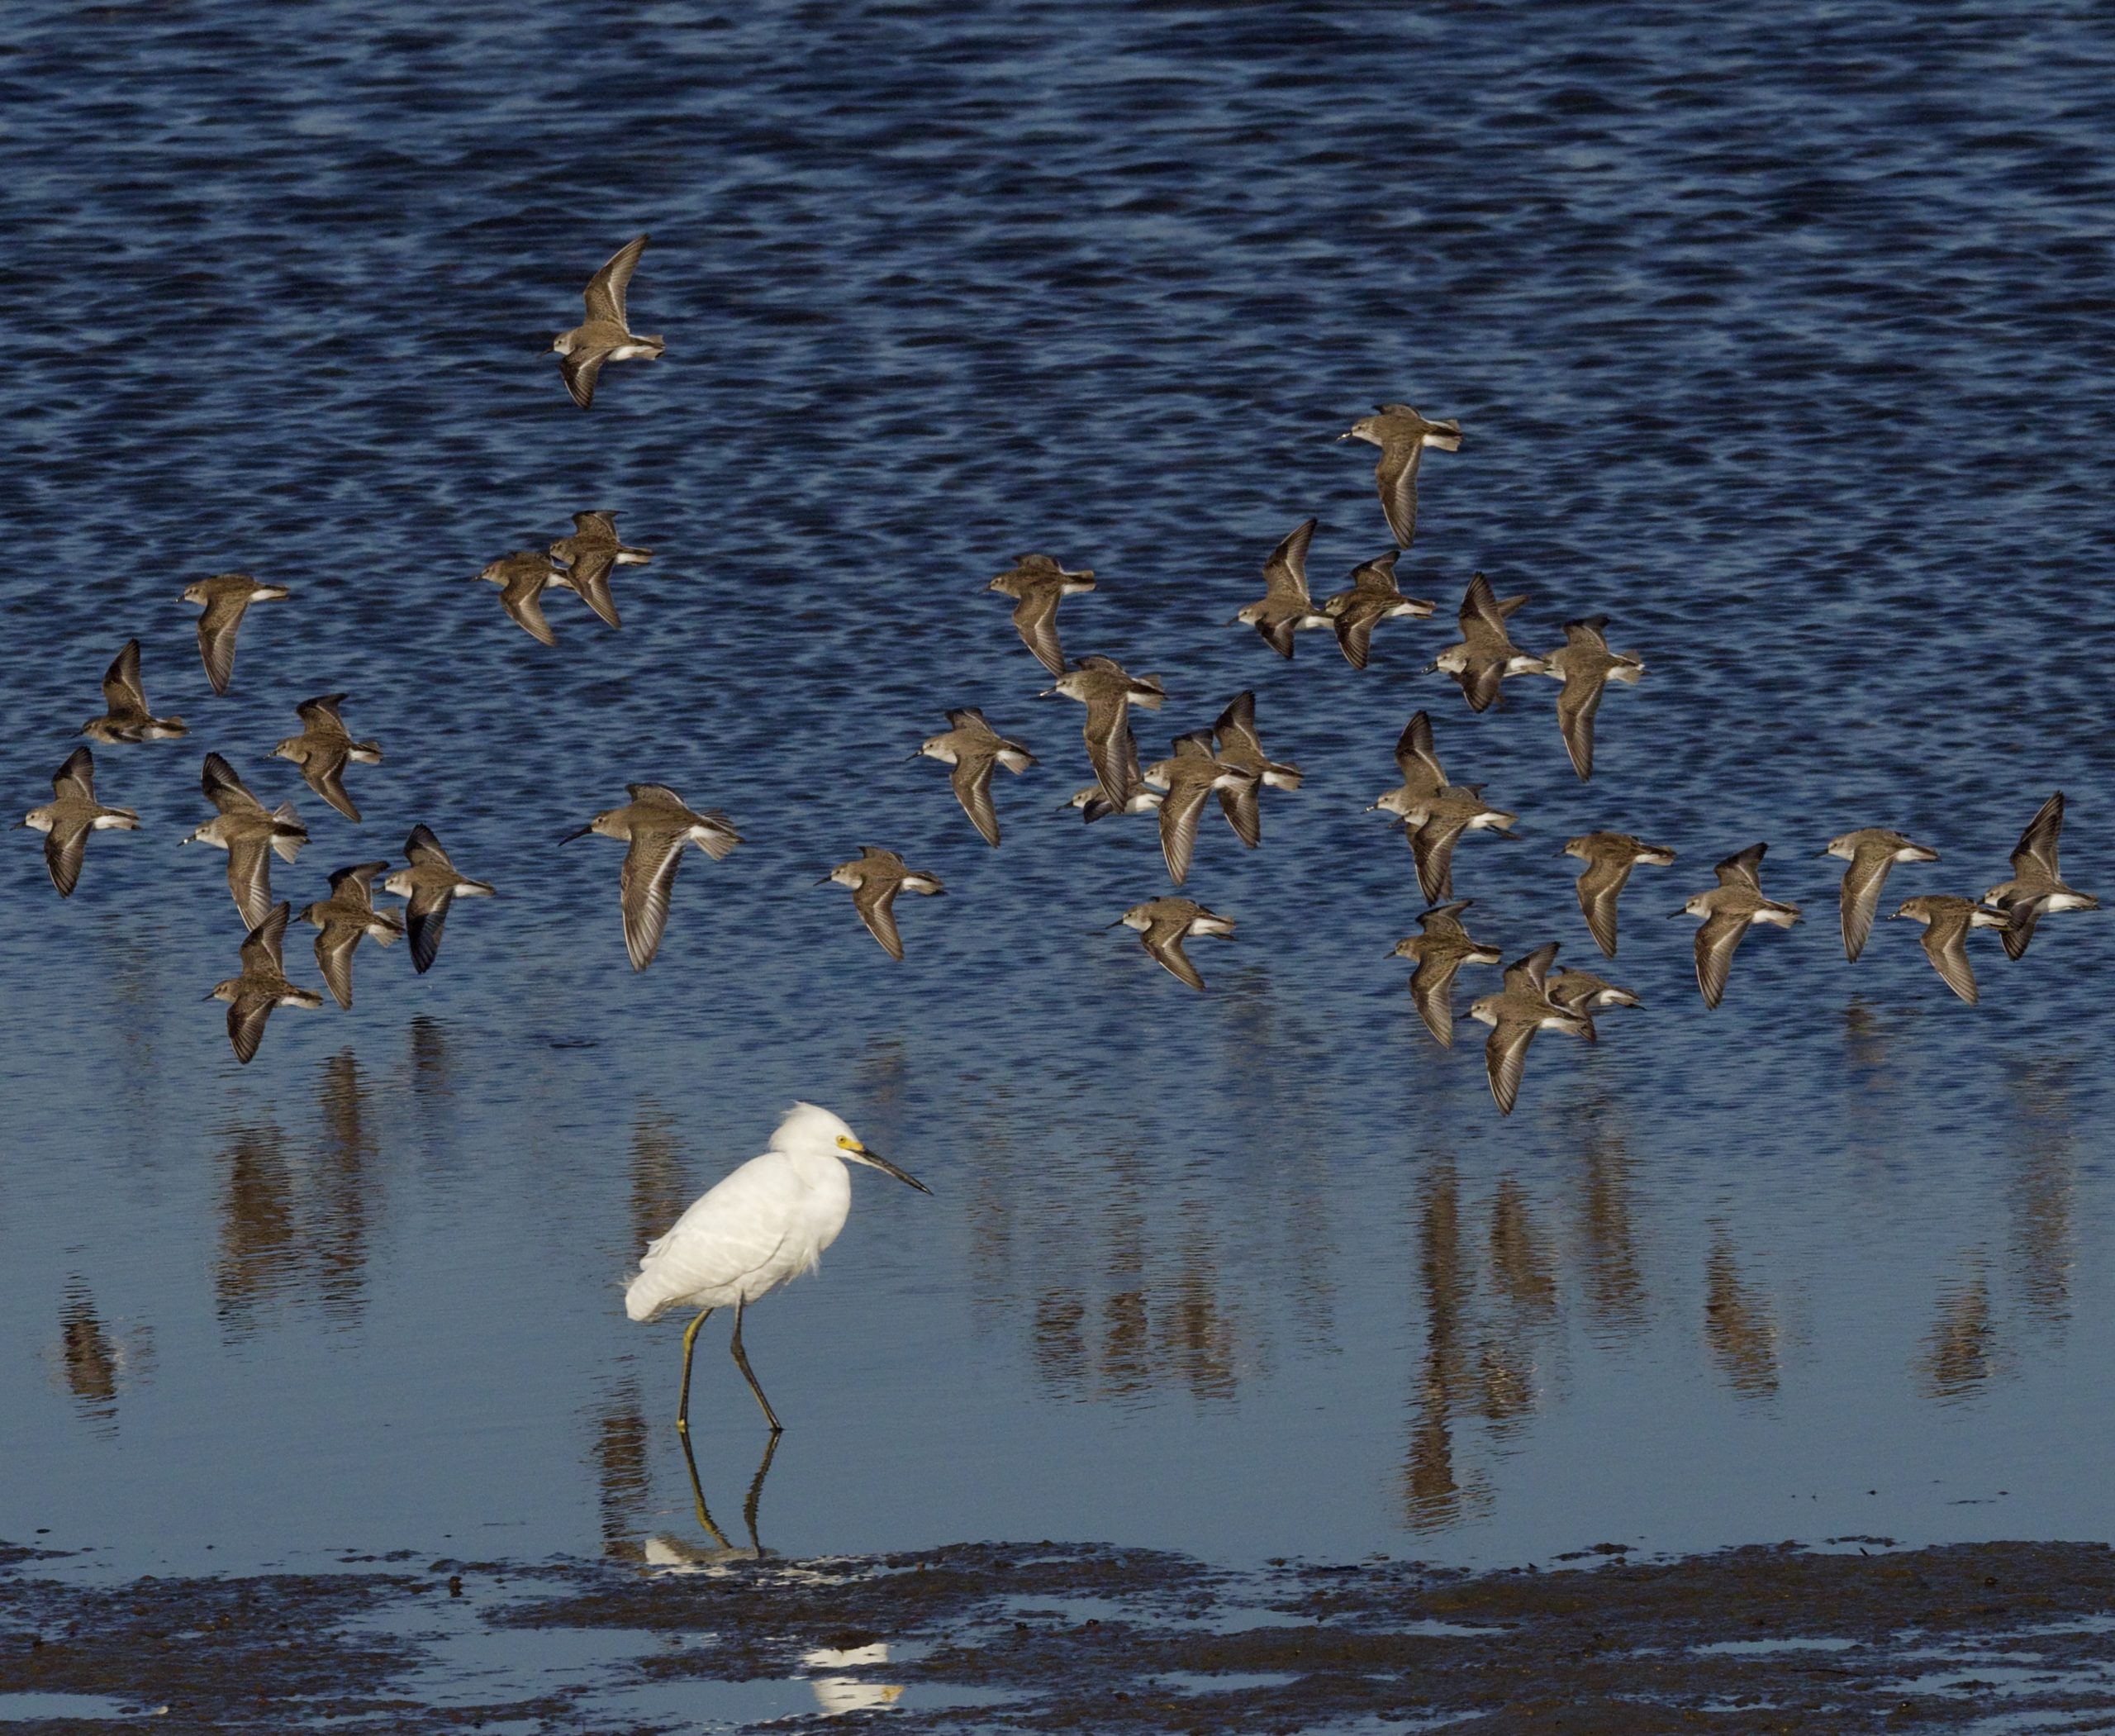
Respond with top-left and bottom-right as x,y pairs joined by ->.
54,1278 -> 150,1435
2008,1060 -> 2077,1332
1704,1230 -> 1780,1401
1918,1258 -> 1997,1402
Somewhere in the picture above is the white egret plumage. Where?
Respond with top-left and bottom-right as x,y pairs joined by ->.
625,1103 -> 931,1434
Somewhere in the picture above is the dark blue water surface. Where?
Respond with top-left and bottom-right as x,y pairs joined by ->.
4,0 -> 2115,1579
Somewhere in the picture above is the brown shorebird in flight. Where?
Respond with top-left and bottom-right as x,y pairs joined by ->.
988,554 -> 1096,678
273,695 -> 383,823
919,709 -> 1035,846
1112,897 -> 1235,992
822,848 -> 945,961
1389,899 -> 1502,1049
300,862 -> 404,1010
1232,518 -> 1330,658
562,785 -> 743,972
383,825 -> 496,974
209,903 -> 322,1064
1538,616 -> 1643,780
1563,831 -> 1677,958
182,574 -> 289,696
1819,827 -> 1940,961
1043,654 -> 1165,811
1338,402 -> 1462,547
1469,943 -> 1590,1117
478,549 -> 566,645
1141,734 -> 1258,886
1677,844 -> 1802,1009
1320,551 -> 1435,669
549,511 -> 652,628
19,748 -> 138,897
180,752 -> 307,928
552,235 -> 664,408
1431,573 -> 1545,713
1891,895 -> 2011,1004
81,640 -> 186,743
1982,792 -> 2098,958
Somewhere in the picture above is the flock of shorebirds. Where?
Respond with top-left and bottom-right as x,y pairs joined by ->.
17,237 -> 2103,1112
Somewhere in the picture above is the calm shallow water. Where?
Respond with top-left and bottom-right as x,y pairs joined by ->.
3,0 -> 2114,1580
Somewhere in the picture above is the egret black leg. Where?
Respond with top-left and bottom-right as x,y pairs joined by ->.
728,1296 -> 783,1433
675,1307 -> 714,1434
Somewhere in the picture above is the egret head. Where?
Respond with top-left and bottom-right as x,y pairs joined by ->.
773,1102 -> 932,1193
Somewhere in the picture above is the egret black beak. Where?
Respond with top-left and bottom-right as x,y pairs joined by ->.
856,1147 -> 931,1195
558,825 -> 593,844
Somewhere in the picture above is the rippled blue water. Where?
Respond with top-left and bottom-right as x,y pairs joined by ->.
4,0 -> 2114,1577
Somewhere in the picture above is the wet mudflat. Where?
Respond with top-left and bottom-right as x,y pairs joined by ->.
7,1535 -> 2115,1732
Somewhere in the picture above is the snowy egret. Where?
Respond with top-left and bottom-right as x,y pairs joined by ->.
625,1103 -> 931,1434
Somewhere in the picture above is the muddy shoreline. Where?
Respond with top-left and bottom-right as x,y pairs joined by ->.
7,1535 -> 2115,1731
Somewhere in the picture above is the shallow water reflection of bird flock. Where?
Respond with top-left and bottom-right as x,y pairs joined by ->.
17,989 -> 2101,1569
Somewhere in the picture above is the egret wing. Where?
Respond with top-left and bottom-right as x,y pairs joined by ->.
631,1153 -> 817,1317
